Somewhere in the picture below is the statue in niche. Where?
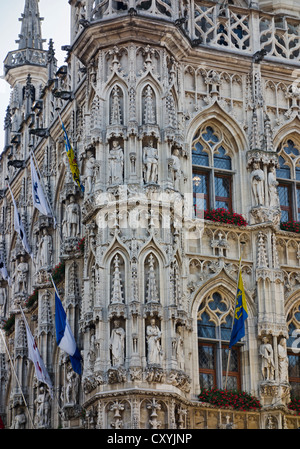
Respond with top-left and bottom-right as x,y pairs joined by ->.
278,338 -> 289,383
171,148 -> 182,190
82,149 -> 100,195
108,140 -> 124,185
268,166 -> 280,208
250,162 -> 265,206
64,195 -> 80,238
87,329 -> 96,372
259,337 -> 275,381
37,228 -> 53,269
143,139 -> 158,184
175,325 -> 185,370
110,319 -> 125,367
34,385 -> 51,428
0,286 -> 7,316
146,318 -> 163,365
14,256 -> 28,293
13,408 -> 26,429
65,364 -> 80,404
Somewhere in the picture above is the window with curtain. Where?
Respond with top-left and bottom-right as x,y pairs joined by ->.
276,138 -> 300,222
192,124 -> 234,218
197,291 -> 241,390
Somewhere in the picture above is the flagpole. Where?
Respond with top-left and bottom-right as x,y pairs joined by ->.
0,328 -> 36,429
224,245 -> 245,390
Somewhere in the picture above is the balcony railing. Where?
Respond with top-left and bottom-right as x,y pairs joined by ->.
77,0 -> 300,63
4,48 -> 47,75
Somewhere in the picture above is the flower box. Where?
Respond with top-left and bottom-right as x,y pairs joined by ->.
288,397 -> 300,415
280,220 -> 300,233
204,208 -> 248,227
198,388 -> 261,411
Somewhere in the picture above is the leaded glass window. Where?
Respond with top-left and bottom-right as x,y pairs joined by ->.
197,291 -> 241,390
287,303 -> 300,398
277,138 -> 300,222
192,124 -> 234,217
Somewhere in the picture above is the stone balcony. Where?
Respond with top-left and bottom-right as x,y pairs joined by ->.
72,0 -> 300,64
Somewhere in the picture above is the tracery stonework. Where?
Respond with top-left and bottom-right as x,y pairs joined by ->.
2,0 -> 300,430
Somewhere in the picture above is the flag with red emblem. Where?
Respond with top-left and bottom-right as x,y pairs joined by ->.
20,307 -> 53,397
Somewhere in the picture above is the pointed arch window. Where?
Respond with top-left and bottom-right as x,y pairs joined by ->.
192,124 -> 234,217
287,303 -> 300,398
197,291 -> 241,390
276,138 -> 300,222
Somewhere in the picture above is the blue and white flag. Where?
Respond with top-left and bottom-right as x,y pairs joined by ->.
54,286 -> 82,375
30,156 -> 53,219
8,184 -> 33,260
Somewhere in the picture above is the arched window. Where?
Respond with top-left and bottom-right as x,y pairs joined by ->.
197,291 -> 241,390
276,138 -> 300,222
287,303 -> 300,398
192,124 -> 234,217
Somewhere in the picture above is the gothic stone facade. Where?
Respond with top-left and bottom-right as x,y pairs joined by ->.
1,0 -> 300,429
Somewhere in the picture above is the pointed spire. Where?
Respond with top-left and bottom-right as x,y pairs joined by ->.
16,0 -> 45,50
4,0 -> 48,86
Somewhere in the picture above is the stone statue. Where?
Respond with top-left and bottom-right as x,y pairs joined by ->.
171,148 -> 182,190
175,325 -> 185,370
268,166 -> 280,208
278,338 -> 289,383
110,320 -> 125,367
83,149 -> 100,195
260,337 -> 275,381
34,385 -> 51,428
14,408 -> 26,429
37,228 -> 52,268
0,286 -> 7,317
143,139 -> 158,184
108,140 -> 124,185
64,195 -> 80,238
146,318 -> 163,365
14,256 -> 28,293
65,365 -> 80,404
251,162 -> 265,206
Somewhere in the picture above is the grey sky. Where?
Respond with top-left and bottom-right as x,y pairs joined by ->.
0,0 -> 70,148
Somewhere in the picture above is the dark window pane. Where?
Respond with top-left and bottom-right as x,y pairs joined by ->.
193,172 -> 209,215
197,311 -> 216,339
288,354 -> 300,378
192,142 -> 209,166
214,146 -> 232,170
198,345 -> 215,370
215,176 -> 230,198
277,156 -> 291,179
200,373 -> 215,390
278,185 -> 290,207
222,347 -> 239,372
202,126 -> 219,146
222,375 -> 238,390
221,314 -> 233,341
284,140 -> 299,156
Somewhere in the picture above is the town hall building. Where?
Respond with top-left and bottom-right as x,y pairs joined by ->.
1,0 -> 300,429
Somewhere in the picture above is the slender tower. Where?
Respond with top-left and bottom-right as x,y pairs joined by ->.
3,0 -> 48,89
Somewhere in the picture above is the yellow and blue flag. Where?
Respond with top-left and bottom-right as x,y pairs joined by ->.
61,121 -> 84,193
229,269 -> 248,348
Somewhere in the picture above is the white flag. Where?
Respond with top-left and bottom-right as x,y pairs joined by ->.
20,307 -> 53,397
8,184 -> 33,259
30,156 -> 53,219
0,254 -> 11,286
